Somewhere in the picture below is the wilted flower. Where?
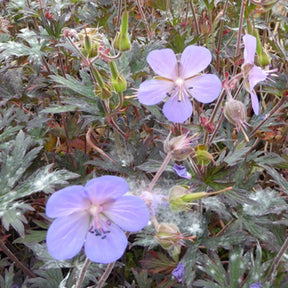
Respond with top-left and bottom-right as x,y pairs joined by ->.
46,176 -> 149,264
173,164 -> 191,179
138,46 -> 222,123
242,34 -> 272,115
172,262 -> 185,283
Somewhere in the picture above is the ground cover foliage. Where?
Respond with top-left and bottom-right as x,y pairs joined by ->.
0,0 -> 288,287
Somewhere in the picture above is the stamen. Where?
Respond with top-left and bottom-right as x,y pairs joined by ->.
178,89 -> 182,102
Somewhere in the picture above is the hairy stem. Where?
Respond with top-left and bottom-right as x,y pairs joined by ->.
148,152 -> 173,191
96,262 -> 116,288
75,258 -> 91,288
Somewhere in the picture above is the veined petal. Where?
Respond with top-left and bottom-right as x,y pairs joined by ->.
162,92 -> 193,123
185,74 -> 222,104
85,218 -> 127,264
147,48 -> 178,80
138,79 -> 174,105
180,46 -> 212,79
250,91 -> 260,115
248,66 -> 267,91
243,34 -> 256,65
103,196 -> 150,232
46,186 -> 90,218
85,176 -> 129,205
46,212 -> 89,260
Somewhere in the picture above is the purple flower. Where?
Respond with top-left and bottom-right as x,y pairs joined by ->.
242,34 -> 269,115
46,176 -> 150,264
172,262 -> 185,283
173,164 -> 191,179
250,281 -> 262,288
137,46 -> 222,123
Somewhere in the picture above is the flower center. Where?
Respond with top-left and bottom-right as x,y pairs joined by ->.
88,204 -> 103,216
175,78 -> 185,101
88,204 -> 111,239
175,78 -> 184,86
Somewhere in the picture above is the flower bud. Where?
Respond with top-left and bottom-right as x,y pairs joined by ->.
155,223 -> 183,259
78,28 -> 101,58
164,133 -> 196,161
169,185 -> 208,211
224,99 -> 247,127
194,144 -> 215,166
94,81 -> 112,100
155,223 -> 181,249
109,61 -> 127,92
113,10 -> 131,52
169,185 -> 189,210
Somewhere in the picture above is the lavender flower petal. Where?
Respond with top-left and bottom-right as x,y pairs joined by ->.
138,79 -> 175,105
248,66 -> 267,91
85,218 -> 128,264
243,34 -> 256,64
172,262 -> 185,283
162,92 -> 193,123
46,212 -> 90,260
250,282 -> 262,288
250,91 -> 260,115
185,74 -> 222,104
147,48 -> 178,80
180,46 -> 212,79
85,176 -> 129,204
103,196 -> 150,232
46,186 -> 89,218
173,164 -> 191,179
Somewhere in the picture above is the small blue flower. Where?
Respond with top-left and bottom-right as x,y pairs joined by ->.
173,164 -> 191,179
137,46 -> 222,123
46,176 -> 150,264
250,281 -> 262,288
172,262 -> 185,283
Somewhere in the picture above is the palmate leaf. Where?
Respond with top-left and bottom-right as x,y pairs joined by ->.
0,130 -> 79,237
49,74 -> 95,98
195,244 -> 270,288
0,32 -> 45,68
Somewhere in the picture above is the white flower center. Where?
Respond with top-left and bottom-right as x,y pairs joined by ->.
89,204 -> 103,216
175,78 -> 184,86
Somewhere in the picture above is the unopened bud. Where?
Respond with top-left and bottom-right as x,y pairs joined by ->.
164,133 -> 196,161
113,10 -> 131,51
224,99 -> 249,142
169,185 -> 208,210
155,223 -> 183,259
109,61 -> 127,92
78,28 -> 101,58
224,99 -> 247,127
94,84 -> 112,100
194,144 -> 215,166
